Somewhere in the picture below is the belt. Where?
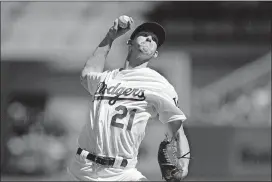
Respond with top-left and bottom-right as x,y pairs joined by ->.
76,148 -> 128,167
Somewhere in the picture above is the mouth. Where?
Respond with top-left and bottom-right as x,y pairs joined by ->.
139,42 -> 152,53
142,46 -> 149,52
139,46 -> 150,54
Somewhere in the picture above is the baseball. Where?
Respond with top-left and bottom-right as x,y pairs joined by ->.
118,15 -> 130,28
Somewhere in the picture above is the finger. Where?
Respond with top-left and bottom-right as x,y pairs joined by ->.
113,18 -> 119,31
127,17 -> 134,29
129,17 -> 134,24
181,169 -> 188,178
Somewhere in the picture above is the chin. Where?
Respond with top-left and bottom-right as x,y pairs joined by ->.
138,54 -> 153,62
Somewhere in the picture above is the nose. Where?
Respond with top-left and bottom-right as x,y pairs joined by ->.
146,36 -> 152,42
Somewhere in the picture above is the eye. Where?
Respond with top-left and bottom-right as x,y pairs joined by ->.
152,37 -> 158,43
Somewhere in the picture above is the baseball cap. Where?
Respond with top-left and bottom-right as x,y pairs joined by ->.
130,22 -> 166,47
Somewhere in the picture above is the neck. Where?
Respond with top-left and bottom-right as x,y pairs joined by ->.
123,61 -> 148,70
123,53 -> 149,70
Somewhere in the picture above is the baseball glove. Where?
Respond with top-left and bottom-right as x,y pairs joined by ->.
157,135 -> 189,182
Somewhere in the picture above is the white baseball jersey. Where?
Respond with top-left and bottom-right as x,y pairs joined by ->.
78,67 -> 186,160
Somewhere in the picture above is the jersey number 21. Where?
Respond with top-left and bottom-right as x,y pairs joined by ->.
111,105 -> 137,131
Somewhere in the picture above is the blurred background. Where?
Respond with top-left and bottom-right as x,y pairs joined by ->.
1,1 -> 271,181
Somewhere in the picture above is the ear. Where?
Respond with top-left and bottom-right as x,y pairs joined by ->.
153,50 -> 158,58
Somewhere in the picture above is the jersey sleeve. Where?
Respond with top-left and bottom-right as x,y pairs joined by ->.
152,87 -> 187,124
80,70 -> 112,95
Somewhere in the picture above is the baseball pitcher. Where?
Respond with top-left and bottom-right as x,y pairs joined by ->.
67,15 -> 191,181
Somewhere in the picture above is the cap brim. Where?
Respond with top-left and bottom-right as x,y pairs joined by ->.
130,22 -> 165,47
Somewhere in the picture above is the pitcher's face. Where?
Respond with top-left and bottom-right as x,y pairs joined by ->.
133,31 -> 158,56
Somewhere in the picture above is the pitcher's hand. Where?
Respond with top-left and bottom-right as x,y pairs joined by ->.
107,16 -> 134,40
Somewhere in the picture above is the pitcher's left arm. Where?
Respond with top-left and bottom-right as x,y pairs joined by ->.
168,120 -> 191,178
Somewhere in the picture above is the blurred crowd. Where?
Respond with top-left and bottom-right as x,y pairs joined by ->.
193,72 -> 271,126
5,101 -> 69,175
